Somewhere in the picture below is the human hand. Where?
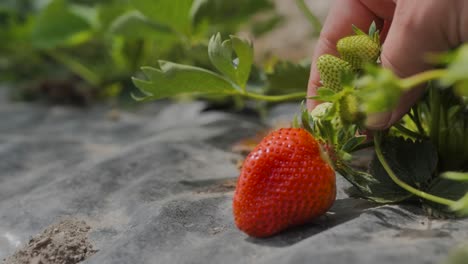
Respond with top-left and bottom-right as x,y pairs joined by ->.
307,0 -> 468,129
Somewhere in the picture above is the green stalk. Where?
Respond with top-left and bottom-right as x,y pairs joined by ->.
242,91 -> 307,102
429,86 -> 441,148
374,132 -> 455,206
295,0 -> 322,37
399,69 -> 446,90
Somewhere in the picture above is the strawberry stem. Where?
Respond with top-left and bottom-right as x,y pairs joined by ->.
350,140 -> 374,152
46,50 -> 101,86
399,69 -> 447,90
374,131 -> 455,206
242,91 -> 307,102
429,86 -> 441,149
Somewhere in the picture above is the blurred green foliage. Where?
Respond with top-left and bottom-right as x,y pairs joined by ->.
1,0 -> 311,106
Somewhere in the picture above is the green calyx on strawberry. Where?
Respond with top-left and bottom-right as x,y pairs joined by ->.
337,91 -> 363,124
233,128 -> 336,238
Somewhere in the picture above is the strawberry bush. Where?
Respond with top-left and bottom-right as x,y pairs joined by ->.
0,0 -> 285,104
2,0 -> 466,237
133,20 -> 468,219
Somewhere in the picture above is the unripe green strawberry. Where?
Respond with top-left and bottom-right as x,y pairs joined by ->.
317,54 -> 353,92
233,128 -> 336,238
337,35 -> 380,70
310,102 -> 333,119
338,92 -> 363,124
310,102 -> 341,129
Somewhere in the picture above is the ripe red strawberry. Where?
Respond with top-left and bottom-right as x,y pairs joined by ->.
233,128 -> 336,237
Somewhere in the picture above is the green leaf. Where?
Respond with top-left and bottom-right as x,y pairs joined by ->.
292,114 -> 300,128
366,137 -> 438,202
317,87 -> 336,97
341,135 -> 367,152
425,178 -> 468,217
207,34 -> 253,89
442,171 -> 468,181
130,0 -> 194,35
132,61 -> 238,100
69,4 -> 99,29
97,1 -> 132,31
310,87 -> 337,102
300,103 -> 313,132
193,0 -> 274,34
265,61 -> 310,95
367,21 -> 380,43
208,33 -> 237,85
309,101 -> 335,120
31,0 -> 91,48
308,102 -> 341,144
334,164 -> 386,201
368,21 -> 377,36
376,137 -> 438,187
108,11 -> 173,39
190,0 -> 206,21
231,35 -> 254,89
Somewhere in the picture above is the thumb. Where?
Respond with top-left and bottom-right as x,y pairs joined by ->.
366,2 -> 451,130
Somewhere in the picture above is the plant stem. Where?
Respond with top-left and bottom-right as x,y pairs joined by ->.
441,171 -> 468,181
351,140 -> 374,152
46,50 -> 101,86
295,0 -> 322,37
400,69 -> 446,90
374,132 -> 455,206
429,85 -> 441,148
242,91 -> 307,102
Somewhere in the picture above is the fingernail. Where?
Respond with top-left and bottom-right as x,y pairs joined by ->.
365,112 -> 392,130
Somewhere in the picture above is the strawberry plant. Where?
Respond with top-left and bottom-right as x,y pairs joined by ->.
0,0 -> 280,104
133,21 -> 468,225
305,23 -> 468,218
132,33 -> 307,103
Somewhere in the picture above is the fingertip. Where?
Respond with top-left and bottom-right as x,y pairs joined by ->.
306,77 -> 321,111
365,86 -> 424,130
365,112 -> 393,130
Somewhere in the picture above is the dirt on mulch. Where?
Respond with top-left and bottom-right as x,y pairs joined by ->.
3,218 -> 97,264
